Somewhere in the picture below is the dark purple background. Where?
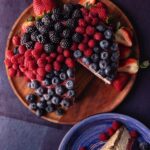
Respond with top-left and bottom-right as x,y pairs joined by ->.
0,0 -> 150,149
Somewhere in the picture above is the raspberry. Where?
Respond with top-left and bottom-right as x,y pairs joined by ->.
8,68 -> 17,77
97,2 -> 105,8
25,50 -> 31,58
34,42 -> 43,51
36,74 -> 44,81
80,7 -> 89,16
41,53 -> 47,59
112,121 -> 121,130
107,128 -> 115,136
82,35 -> 89,44
25,70 -> 36,80
65,58 -> 75,68
12,35 -> 20,46
99,133 -> 108,141
63,49 -> 71,57
18,45 -> 26,54
19,65 -> 26,73
12,63 -> 19,70
78,43 -> 87,51
94,32 -> 103,41
84,49 -> 93,57
86,26 -> 95,36
56,55 -> 64,62
31,50 -> 41,59
88,39 -> 96,48
75,27 -> 85,34
37,58 -> 47,67
17,55 -> 24,65
28,60 -> 37,70
98,8 -> 107,21
11,56 -> 18,64
90,7 -> 98,16
50,52 -> 57,59
53,61 -> 61,71
4,58 -> 12,68
130,130 -> 138,139
45,64 -> 52,72
46,56 -> 53,63
57,46 -> 63,54
84,16 -> 92,24
78,19 -> 87,27
37,67 -> 46,77
91,18 -> 99,26
6,50 -> 14,59
71,43 -> 78,51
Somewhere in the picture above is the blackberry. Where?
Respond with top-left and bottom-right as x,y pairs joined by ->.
62,29 -> 72,38
72,33 -> 83,43
52,7 -> 61,14
31,30 -> 39,42
42,14 -> 52,25
38,25 -> 49,34
54,22 -> 64,32
37,34 -> 47,44
63,3 -> 74,12
25,41 -> 34,49
72,9 -> 82,18
21,33 -> 30,45
49,31 -> 60,44
35,19 -> 44,29
60,39 -> 71,49
51,13 -> 61,22
44,43 -> 55,53
66,19 -> 77,29
27,26 -> 36,34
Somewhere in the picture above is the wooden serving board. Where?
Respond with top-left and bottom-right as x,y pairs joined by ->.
5,0 -> 140,124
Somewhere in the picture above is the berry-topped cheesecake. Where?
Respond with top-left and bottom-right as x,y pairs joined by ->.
4,0 -> 139,117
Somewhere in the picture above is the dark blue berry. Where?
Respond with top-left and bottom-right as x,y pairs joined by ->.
35,109 -> 45,117
104,29 -> 113,39
111,52 -> 119,62
67,69 -> 74,78
46,104 -> 55,113
35,87 -> 46,96
89,63 -> 98,71
51,77 -> 60,85
30,80 -> 40,89
91,54 -> 99,62
67,90 -> 75,97
111,43 -> 118,51
93,47 -> 101,54
65,80 -> 74,90
100,51 -> 109,60
55,108 -> 65,116
37,100 -> 47,109
29,103 -> 37,110
82,57 -> 91,65
55,85 -> 65,95
99,40 -> 109,49
47,88 -> 55,96
61,99 -> 71,108
43,94 -> 51,101
73,50 -> 82,58
51,96 -> 61,105
99,60 -> 108,69
104,66 -> 112,76
25,94 -> 36,103
43,78 -> 51,86
59,72 -> 67,81
96,24 -> 106,32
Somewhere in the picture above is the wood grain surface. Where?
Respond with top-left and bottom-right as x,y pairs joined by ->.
5,0 -> 140,124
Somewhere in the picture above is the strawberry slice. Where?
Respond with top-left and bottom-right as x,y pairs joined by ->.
115,27 -> 133,47
118,58 -> 139,74
79,0 -> 96,6
113,73 -> 130,91
119,45 -> 132,60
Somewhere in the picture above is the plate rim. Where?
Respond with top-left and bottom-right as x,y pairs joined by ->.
59,113 -> 150,150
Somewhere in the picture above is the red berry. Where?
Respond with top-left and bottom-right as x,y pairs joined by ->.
99,133 -> 108,141
97,2 -> 105,8
56,54 -> 64,62
81,7 -> 89,16
75,27 -> 85,34
112,121 -> 121,130
78,19 -> 87,27
4,58 -> 12,68
71,43 -> 78,51
90,7 -> 98,16
65,58 -> 75,68
12,63 -> 19,70
46,56 -> 53,63
28,60 -> 37,70
18,45 -> 26,54
25,71 -> 36,80
98,8 -> 107,21
31,50 -> 41,59
130,130 -> 138,139
11,56 -> 18,64
17,55 -> 24,65
57,46 -> 63,54
88,39 -> 96,48
8,68 -> 17,77
37,67 -> 46,77
41,53 -> 47,58
37,58 -> 47,67
82,35 -> 89,44
86,26 -> 95,36
84,49 -> 93,57
12,35 -> 20,46
91,18 -> 99,26
36,74 -> 44,81
107,128 -> 115,136
84,16 -> 92,24
63,49 -> 71,57
53,61 -> 61,71
25,50 -> 31,58
50,52 -> 57,59
94,32 -> 103,41
45,64 -> 52,72
78,43 -> 87,51
34,42 -> 43,51
6,50 -> 14,59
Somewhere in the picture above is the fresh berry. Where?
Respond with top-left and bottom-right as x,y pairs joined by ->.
45,64 -> 52,72
86,26 -> 95,36
55,108 -> 65,116
56,55 -> 65,62
78,43 -> 87,51
88,39 -> 96,48
30,80 -> 40,89
25,94 -> 36,103
18,45 -> 26,54
94,32 -> 103,41
51,76 -> 60,85
53,61 -> 61,71
65,80 -> 74,90
82,35 -> 89,44
100,51 -> 109,60
99,60 -> 108,69
4,58 -> 12,68
35,87 -> 46,96
49,31 -> 60,44
63,49 -> 71,57
107,127 -> 115,136
29,103 -> 37,110
6,50 -> 14,59
67,69 -> 74,78
34,42 -> 43,51
62,29 -> 72,38
55,85 -> 64,95
60,39 -> 71,49
51,96 -> 61,105
8,68 -> 17,77
71,42 -> 78,51
60,99 -> 71,108
65,58 -> 75,68
89,63 -> 98,71
91,18 -> 98,26
82,57 -> 91,65
44,43 -> 55,53
98,8 -> 107,21
37,34 -> 47,44
104,29 -> 113,40
78,19 -> 87,27
46,104 -> 55,112
59,72 -> 67,81
99,133 -> 108,141
43,78 -> 51,86
73,50 -> 82,58
72,9 -> 82,18
67,89 -> 75,97
57,46 -> 63,54
21,33 -> 30,45
37,67 -> 46,77
37,58 -> 47,67
66,19 -> 77,29
91,54 -> 99,62
130,130 -> 138,139
35,108 -> 45,117
84,49 -> 93,57
112,121 -> 121,130
54,22 -> 64,32
12,35 -> 20,46
99,40 -> 109,49
75,27 -> 85,34
96,24 -> 106,32
72,33 -> 83,43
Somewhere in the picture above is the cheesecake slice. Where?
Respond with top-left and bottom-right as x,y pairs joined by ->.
100,127 -> 131,150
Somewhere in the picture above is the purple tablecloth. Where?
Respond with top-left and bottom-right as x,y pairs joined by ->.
0,0 -> 150,149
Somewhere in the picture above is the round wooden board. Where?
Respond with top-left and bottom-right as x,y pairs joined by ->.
5,0 -> 139,125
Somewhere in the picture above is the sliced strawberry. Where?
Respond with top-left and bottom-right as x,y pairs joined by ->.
113,73 -> 130,91
115,27 -> 133,47
21,21 -> 34,33
119,45 -> 132,60
118,58 -> 139,74
79,0 -> 96,6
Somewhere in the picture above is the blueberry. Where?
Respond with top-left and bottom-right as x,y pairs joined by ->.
96,24 -> 106,32
55,108 -> 65,116
47,88 -> 55,96
25,94 -> 36,103
29,103 -> 37,110
40,96 -> 45,102
104,66 -> 112,76
43,78 -> 51,86
55,85 -> 64,95
73,50 -> 82,58
93,47 -> 101,54
37,100 -> 47,109
53,70 -> 60,76
99,60 -> 108,69
97,69 -> 106,77
27,82 -> 32,88
91,54 -> 99,62
30,80 -> 40,89
111,43 -> 118,51
35,109 -> 45,117
46,104 -> 55,113
61,99 -> 71,108
43,94 -> 51,101
82,57 -> 91,65
106,74 -> 116,81
51,77 -> 60,85
99,40 -> 109,49
65,80 -> 74,90
67,69 -> 74,78
51,96 -> 61,105
67,90 -> 75,97
35,87 -> 46,96
111,52 -> 119,62
100,51 -> 109,60
104,29 -> 113,39
46,72 -> 54,79
46,100 -> 52,105
59,72 -> 67,81
89,63 -> 98,71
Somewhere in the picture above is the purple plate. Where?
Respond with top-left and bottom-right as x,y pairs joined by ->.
59,113 -> 150,150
